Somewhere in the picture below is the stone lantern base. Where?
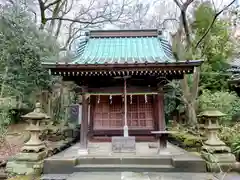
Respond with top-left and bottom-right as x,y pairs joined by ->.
6,102 -> 50,175
6,150 -> 47,175
198,110 -> 238,172
201,145 -> 237,172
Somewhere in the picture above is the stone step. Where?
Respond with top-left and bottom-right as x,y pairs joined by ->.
42,172 -> 240,180
172,155 -> 206,172
43,157 -> 206,174
40,174 -> 70,180
43,158 -> 77,174
74,164 -> 175,172
77,156 -> 172,165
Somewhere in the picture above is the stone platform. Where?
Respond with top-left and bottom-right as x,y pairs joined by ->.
41,142 -> 206,179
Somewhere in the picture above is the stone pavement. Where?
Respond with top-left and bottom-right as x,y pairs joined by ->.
64,172 -> 240,180
47,142 -> 196,158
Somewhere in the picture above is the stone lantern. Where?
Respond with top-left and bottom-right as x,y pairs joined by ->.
21,102 -> 50,152
6,102 -> 50,175
198,110 -> 236,172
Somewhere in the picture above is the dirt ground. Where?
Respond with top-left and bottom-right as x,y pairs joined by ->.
0,122 -> 28,161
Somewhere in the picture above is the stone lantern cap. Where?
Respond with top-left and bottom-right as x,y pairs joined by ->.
21,102 -> 50,120
198,109 -> 226,117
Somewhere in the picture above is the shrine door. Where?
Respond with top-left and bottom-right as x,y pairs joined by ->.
127,95 -> 154,130
93,95 -> 154,130
93,96 -> 123,130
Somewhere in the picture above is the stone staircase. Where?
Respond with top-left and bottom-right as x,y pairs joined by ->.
41,142 -> 207,180
41,155 -> 206,180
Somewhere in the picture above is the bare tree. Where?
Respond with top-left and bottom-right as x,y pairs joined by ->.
6,0 -> 133,50
118,0 -> 150,29
36,0 -> 132,50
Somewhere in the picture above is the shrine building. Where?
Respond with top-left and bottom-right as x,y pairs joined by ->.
42,29 -> 202,152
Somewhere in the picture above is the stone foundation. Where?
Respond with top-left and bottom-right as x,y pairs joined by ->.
6,151 -> 47,175
201,151 -> 236,172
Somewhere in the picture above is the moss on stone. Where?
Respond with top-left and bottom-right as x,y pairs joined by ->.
170,131 -> 203,149
7,175 -> 40,180
183,134 -> 202,147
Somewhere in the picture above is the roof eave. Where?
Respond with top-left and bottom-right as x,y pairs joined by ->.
42,60 -> 203,69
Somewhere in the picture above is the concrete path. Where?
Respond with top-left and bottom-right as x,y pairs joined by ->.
66,172 -> 240,180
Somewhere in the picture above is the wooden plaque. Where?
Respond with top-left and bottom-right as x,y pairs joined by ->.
111,136 -> 136,153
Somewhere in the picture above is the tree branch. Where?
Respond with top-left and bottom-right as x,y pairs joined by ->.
160,18 -> 180,29
45,16 -> 119,25
173,0 -> 195,46
173,0 -> 182,8
6,0 -> 14,5
45,0 -> 62,10
195,0 -> 236,49
37,0 -> 47,29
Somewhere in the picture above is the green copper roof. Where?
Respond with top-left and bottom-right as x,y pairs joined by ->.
71,32 -> 175,64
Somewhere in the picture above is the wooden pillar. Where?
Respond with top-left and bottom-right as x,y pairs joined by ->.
157,88 -> 165,131
79,86 -> 89,154
157,88 -> 167,149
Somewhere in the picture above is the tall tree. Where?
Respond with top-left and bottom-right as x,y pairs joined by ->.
0,4 -> 59,105
193,2 -> 233,91
171,0 -> 237,125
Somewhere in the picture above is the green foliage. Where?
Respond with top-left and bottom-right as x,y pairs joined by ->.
0,4 -> 59,106
0,108 -> 11,135
232,138 -> 240,160
164,81 -> 181,116
192,2 -> 233,91
218,123 -> 240,159
198,90 -> 240,122
219,124 -> 240,146
0,105 -> 12,142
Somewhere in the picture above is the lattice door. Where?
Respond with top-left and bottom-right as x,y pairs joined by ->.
93,95 -> 123,130
127,95 -> 154,129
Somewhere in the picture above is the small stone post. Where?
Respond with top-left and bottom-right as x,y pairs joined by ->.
198,110 -> 236,172
6,102 -> 50,175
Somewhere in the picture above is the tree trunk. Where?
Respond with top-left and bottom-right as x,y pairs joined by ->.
180,67 -> 200,126
186,102 -> 197,125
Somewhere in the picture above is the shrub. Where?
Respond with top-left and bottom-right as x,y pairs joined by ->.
198,90 -> 240,123
218,123 -> 240,160
168,124 -> 204,150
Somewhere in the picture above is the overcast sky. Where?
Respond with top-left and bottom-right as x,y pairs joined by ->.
1,0 -> 238,47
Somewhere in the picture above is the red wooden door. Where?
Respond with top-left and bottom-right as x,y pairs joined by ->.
127,95 -> 154,129
93,96 -> 123,130
93,95 -> 154,130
